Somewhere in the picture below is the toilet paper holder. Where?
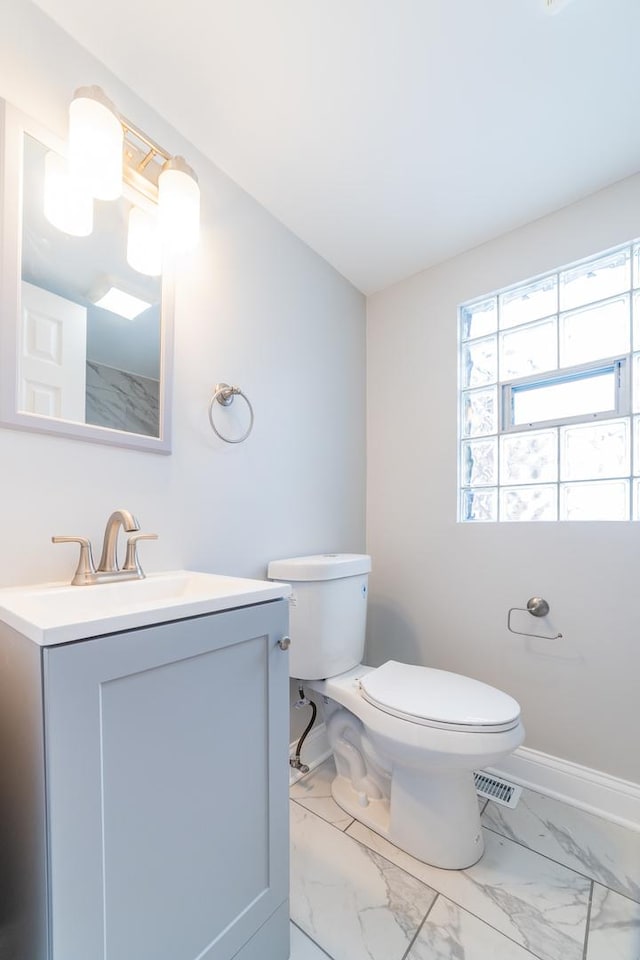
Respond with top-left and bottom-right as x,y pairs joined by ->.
507,597 -> 563,640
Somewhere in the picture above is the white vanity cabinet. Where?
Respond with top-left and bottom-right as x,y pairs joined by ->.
0,594 -> 290,960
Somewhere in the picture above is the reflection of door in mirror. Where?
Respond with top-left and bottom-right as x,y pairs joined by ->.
20,280 -> 87,420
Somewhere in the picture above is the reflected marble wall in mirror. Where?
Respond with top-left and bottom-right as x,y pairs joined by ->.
0,100 -> 173,453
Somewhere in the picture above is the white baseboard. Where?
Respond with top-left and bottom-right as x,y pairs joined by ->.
488,746 -> 640,832
288,723 -> 331,785
291,723 -> 640,831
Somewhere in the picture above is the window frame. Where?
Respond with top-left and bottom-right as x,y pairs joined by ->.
500,355 -> 630,434
457,238 -> 640,522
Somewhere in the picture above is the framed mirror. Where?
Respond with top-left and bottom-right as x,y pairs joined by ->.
0,99 -> 174,453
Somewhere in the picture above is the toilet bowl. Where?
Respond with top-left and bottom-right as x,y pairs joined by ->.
268,553 -> 524,869
309,662 -> 524,868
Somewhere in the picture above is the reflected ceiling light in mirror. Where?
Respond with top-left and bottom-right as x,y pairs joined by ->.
127,206 -> 162,277
92,285 -> 153,320
43,150 -> 94,237
158,157 -> 200,256
69,86 -> 123,201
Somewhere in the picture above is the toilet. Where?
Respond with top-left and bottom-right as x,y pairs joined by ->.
268,553 -> 524,869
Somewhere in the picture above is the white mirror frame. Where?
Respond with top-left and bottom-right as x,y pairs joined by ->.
0,99 -> 174,454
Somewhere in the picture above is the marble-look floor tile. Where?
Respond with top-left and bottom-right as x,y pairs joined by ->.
406,895 -> 537,960
586,884 -> 640,960
290,921 -> 333,959
290,801 -> 437,960
346,820 -> 590,960
482,789 -> 640,902
290,759 -> 354,830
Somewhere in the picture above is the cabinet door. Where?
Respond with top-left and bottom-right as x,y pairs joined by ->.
43,601 -> 289,960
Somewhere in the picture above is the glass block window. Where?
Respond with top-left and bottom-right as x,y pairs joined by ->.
459,241 -> 640,521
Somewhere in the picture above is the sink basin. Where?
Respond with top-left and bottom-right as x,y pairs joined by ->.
0,570 -> 291,645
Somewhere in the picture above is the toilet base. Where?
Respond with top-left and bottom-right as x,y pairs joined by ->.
331,765 -> 484,870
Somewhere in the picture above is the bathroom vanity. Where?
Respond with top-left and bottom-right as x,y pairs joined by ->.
0,572 -> 290,960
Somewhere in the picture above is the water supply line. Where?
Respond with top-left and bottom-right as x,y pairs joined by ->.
290,685 -> 317,774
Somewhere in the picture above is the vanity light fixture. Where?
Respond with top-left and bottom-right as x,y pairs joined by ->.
68,86 -> 123,201
158,156 -> 200,256
62,84 -> 200,271
92,285 -> 153,321
120,116 -> 200,262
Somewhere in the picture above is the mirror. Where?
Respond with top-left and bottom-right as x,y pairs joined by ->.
0,100 -> 173,453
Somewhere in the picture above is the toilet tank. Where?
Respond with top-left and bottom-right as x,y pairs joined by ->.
267,554 -> 372,680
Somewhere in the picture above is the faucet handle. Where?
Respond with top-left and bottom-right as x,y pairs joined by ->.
122,533 -> 158,577
52,536 -> 97,586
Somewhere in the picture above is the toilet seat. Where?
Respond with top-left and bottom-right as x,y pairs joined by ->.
359,660 -> 521,733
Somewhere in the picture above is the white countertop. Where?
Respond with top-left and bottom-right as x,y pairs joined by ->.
0,570 -> 291,646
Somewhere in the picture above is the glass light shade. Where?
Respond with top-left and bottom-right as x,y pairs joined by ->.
69,86 -> 123,201
43,150 -> 94,237
127,206 -> 163,277
158,157 -> 200,256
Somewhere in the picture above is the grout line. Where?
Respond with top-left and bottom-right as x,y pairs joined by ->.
288,795 -> 354,833
480,822 -> 640,904
582,881 -> 594,960
290,920 -> 335,959
409,895 -> 547,960
399,893 -> 440,960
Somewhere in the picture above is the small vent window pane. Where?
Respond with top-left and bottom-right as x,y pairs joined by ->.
511,367 -> 617,427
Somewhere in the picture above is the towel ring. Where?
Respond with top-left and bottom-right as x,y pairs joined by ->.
208,383 -> 254,444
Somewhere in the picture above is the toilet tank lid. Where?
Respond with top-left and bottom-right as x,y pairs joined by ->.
268,553 -> 371,581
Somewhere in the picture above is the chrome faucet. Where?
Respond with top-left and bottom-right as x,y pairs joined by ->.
97,509 -> 140,573
53,509 -> 158,585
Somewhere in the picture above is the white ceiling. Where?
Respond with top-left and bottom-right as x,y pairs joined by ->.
32,0 -> 640,293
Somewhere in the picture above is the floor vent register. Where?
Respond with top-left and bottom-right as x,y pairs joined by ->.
474,772 -> 522,808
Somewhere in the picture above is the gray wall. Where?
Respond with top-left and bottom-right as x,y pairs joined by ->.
0,0 -> 366,736
367,174 -> 640,784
